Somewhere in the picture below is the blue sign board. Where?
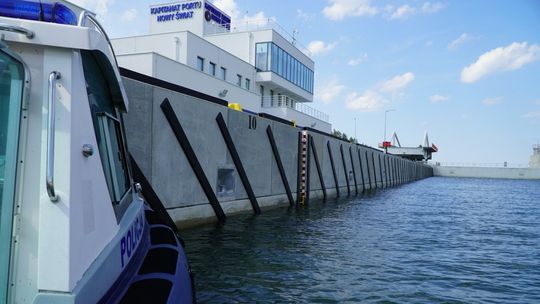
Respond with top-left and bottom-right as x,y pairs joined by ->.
150,1 -> 202,22
204,2 -> 231,29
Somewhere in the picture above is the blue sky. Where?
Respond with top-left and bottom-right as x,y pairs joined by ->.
73,0 -> 540,164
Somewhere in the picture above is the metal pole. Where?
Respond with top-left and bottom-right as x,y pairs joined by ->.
384,109 -> 395,142
384,112 -> 387,142
354,117 -> 357,142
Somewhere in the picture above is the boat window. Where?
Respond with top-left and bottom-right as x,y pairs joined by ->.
81,51 -> 130,208
0,50 -> 24,303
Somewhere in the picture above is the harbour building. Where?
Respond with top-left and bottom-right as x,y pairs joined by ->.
111,0 -> 331,132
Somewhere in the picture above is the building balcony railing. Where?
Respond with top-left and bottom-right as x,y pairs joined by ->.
204,18 -> 312,58
261,96 -> 329,122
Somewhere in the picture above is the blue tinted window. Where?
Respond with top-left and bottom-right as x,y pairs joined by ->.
267,43 -> 272,71
284,51 -> 288,79
220,67 -> 227,80
256,42 -> 314,93
294,58 -> 297,84
272,44 -> 278,71
278,48 -> 283,75
301,65 -> 304,88
287,53 -> 291,80
197,56 -> 204,72
282,50 -> 286,79
236,74 -> 242,86
209,62 -> 216,76
298,61 -> 301,86
255,43 -> 268,71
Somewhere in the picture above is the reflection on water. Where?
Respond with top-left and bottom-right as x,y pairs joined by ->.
182,177 -> 540,303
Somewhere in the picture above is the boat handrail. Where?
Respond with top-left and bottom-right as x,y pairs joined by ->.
78,11 -> 118,65
0,23 -> 34,39
47,71 -> 61,202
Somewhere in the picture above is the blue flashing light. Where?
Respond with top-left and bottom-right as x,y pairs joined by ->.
0,0 -> 77,26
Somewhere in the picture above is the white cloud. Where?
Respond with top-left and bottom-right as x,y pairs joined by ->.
307,40 -> 337,56
346,72 -> 415,112
389,5 -> 416,20
422,2 -> 446,14
378,72 -> 415,92
297,9 -> 314,22
347,53 -> 368,66
482,96 -> 504,106
429,95 -> 449,103
448,33 -> 477,50
212,0 -> 275,29
345,90 -> 388,112
236,11 -> 275,28
523,111 -> 540,119
385,2 -> 445,20
461,42 -> 540,83
315,79 -> 346,104
121,8 -> 137,22
212,0 -> 240,20
322,0 -> 378,21
70,0 -> 114,16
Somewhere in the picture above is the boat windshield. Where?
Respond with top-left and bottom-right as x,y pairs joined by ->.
0,49 -> 24,302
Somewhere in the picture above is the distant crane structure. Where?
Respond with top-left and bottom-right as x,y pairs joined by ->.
379,131 -> 438,161
530,144 -> 540,168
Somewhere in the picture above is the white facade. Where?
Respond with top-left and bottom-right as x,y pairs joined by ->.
113,31 -> 261,110
111,0 -> 331,132
116,51 -> 262,110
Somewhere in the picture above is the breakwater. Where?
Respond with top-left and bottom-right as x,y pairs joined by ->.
121,69 -> 433,227
432,165 -> 540,180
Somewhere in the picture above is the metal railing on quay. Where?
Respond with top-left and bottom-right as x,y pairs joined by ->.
261,96 -> 329,122
204,18 -> 312,58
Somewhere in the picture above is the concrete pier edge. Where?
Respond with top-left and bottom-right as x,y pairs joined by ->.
121,71 -> 434,229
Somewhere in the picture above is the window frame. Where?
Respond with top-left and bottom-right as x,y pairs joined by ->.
220,67 -> 227,80
95,112 -> 130,204
81,51 -> 133,220
0,47 -> 28,304
209,62 -> 216,76
257,42 -> 315,94
197,56 -> 205,72
255,42 -> 269,71
236,74 -> 242,87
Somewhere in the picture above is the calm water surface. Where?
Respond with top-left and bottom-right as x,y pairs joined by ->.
182,177 -> 540,303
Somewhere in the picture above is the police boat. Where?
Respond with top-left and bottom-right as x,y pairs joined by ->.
0,0 -> 194,302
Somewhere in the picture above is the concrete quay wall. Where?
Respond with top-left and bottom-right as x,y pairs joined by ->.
121,73 -> 433,227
